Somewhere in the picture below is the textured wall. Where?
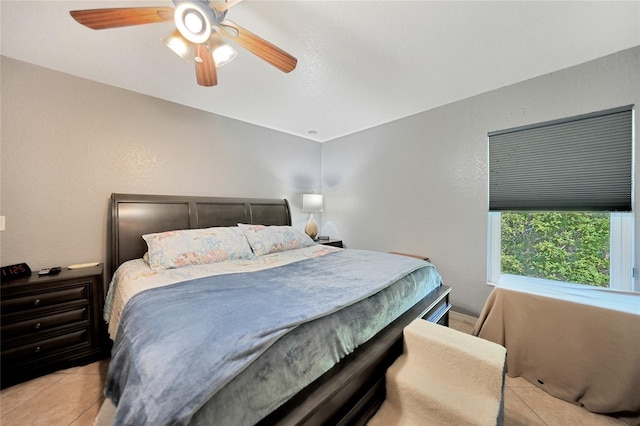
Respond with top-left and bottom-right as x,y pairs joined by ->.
2,48 -> 638,316
321,46 -> 640,316
0,57 -> 321,270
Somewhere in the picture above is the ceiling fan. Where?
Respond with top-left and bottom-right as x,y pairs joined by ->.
69,0 -> 297,87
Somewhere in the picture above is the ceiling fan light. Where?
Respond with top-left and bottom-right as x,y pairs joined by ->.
208,33 -> 237,67
174,2 -> 212,44
161,30 -> 192,62
184,12 -> 203,33
213,44 -> 237,67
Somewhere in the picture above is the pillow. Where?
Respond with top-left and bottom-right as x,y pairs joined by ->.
237,223 -> 315,256
142,227 -> 253,270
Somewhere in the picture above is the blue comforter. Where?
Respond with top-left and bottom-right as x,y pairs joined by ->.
105,249 -> 432,425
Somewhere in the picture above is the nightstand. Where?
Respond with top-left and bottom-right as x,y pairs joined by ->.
317,239 -> 343,248
0,264 -> 107,387
389,252 -> 431,263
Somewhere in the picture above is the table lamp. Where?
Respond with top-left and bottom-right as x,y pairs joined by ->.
301,194 -> 323,239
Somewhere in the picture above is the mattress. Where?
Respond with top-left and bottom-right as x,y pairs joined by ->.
104,247 -> 442,425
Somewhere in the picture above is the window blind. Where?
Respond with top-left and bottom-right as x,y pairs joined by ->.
489,106 -> 633,212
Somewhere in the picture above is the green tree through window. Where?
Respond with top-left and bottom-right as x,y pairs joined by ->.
501,212 -> 610,287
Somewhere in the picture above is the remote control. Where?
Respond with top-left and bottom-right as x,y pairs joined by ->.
38,266 -> 62,276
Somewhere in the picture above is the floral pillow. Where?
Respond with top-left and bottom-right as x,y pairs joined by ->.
237,224 -> 315,256
142,226 -> 253,270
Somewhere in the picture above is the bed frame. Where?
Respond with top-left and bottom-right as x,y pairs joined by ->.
108,193 -> 451,425
109,193 -> 293,276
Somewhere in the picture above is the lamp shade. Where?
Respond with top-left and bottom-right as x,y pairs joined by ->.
302,194 -> 323,213
162,29 -> 193,62
208,33 -> 238,67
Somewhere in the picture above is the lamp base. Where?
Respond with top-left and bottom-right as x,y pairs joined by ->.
304,214 -> 319,240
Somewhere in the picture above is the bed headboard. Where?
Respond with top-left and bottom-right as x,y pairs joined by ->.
109,193 -> 291,275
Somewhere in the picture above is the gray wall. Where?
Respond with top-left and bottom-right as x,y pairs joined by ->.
321,46 -> 640,316
2,48 -> 638,316
1,57 -> 321,270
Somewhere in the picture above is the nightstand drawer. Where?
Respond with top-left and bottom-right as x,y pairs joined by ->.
1,307 -> 88,339
1,328 -> 89,362
1,285 -> 88,314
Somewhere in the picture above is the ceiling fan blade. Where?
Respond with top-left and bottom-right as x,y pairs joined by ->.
194,44 -> 218,87
213,0 -> 244,13
70,7 -> 174,30
218,19 -> 297,73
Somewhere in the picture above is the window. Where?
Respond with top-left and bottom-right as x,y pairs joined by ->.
487,106 -> 635,292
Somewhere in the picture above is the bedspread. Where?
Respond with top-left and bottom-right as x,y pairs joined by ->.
105,249 -> 436,425
104,244 -> 340,338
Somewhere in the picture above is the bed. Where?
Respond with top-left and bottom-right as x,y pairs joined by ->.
98,193 -> 450,425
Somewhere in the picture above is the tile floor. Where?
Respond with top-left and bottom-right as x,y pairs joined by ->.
0,314 -> 626,425
0,359 -> 109,426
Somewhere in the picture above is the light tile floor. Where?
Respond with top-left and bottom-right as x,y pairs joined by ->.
0,359 -> 109,426
0,316 -> 626,425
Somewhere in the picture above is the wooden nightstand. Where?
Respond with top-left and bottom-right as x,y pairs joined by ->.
389,252 -> 431,263
0,264 -> 107,387
317,239 -> 343,248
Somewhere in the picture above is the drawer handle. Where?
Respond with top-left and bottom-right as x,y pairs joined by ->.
34,346 -> 41,353
34,322 -> 42,330
33,299 -> 41,306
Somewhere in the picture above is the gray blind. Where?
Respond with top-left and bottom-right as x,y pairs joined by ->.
489,106 -> 633,212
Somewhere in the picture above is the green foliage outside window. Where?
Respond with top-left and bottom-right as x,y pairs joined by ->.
501,212 -> 610,287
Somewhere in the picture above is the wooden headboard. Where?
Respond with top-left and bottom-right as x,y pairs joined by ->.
108,193 -> 291,275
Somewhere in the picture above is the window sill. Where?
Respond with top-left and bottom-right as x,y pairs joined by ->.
487,274 -> 639,314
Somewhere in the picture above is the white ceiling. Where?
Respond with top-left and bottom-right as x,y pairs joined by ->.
1,1 -> 639,142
